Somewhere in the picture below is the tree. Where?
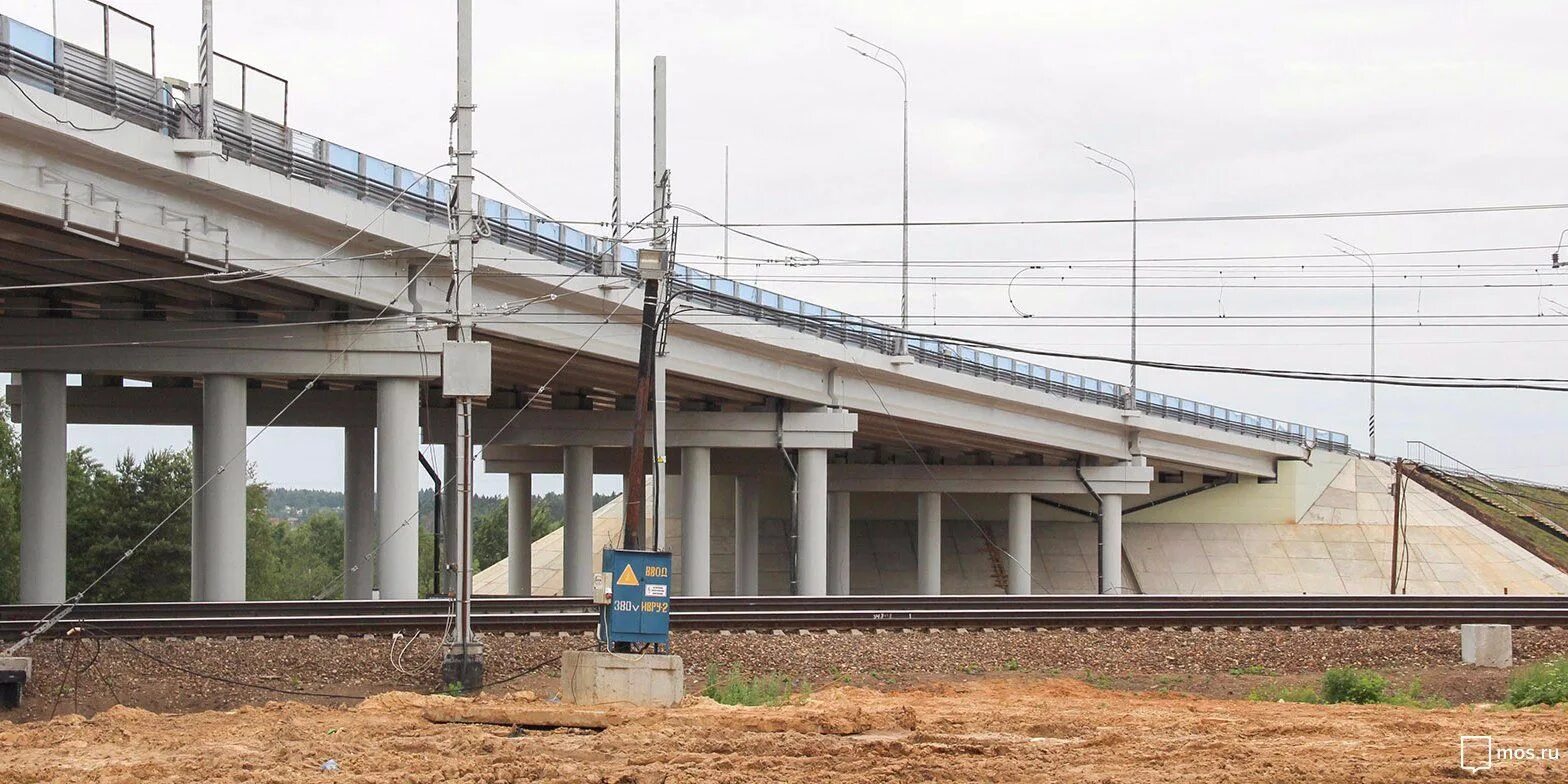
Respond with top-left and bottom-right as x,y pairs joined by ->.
472,499 -> 564,571
0,409 -> 20,604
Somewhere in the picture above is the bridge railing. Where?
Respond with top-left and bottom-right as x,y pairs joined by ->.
0,15 -> 1351,453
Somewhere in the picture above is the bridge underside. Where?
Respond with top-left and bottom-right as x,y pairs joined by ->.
0,48 -> 1351,606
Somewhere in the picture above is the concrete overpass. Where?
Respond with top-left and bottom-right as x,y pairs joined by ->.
0,15 -> 1350,605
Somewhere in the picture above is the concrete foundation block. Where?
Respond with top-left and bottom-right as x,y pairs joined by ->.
0,656 -> 31,710
560,650 -> 684,708
1461,624 -> 1513,668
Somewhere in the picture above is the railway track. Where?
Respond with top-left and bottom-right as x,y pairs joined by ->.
3,595 -> 1566,639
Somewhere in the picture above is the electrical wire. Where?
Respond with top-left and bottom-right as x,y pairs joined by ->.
562,199 -> 1568,229
3,72 -> 128,132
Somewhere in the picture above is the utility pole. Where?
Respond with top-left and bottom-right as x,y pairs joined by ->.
603,0 -> 622,277
198,0 -> 214,139
625,56 -> 671,550
441,0 -> 487,693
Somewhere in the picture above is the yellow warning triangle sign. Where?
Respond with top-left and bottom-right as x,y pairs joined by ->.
616,564 -> 639,586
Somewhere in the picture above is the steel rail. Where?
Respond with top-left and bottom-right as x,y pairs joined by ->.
4,596 -> 1566,639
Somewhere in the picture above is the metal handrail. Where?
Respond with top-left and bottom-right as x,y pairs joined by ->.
0,15 -> 1351,453
1407,440 -> 1565,522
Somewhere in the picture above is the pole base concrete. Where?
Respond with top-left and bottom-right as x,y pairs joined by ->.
0,656 -> 31,710
1460,624 -> 1513,668
560,649 -> 684,707
441,643 -> 485,695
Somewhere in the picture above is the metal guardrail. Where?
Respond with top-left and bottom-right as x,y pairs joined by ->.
0,14 -> 1351,452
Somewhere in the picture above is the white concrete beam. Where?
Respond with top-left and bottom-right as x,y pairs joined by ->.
0,318 -> 439,379
827,464 -> 1154,495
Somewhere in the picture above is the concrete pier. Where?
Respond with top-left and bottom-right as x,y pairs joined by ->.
19,371 -> 66,604
795,448 -> 828,595
375,378 -> 420,599
507,473 -> 532,596
343,425 -> 376,600
196,374 -> 247,601
1007,492 -> 1032,595
828,491 -> 851,595
917,491 -> 942,595
681,446 -> 711,596
562,445 -> 593,596
1099,493 -> 1124,594
733,476 -> 759,596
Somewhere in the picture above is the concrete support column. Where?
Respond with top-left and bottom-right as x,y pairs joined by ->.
733,476 -> 759,596
195,374 -> 247,601
507,473 -> 532,596
1007,492 -> 1032,595
917,491 -> 942,595
562,445 -> 594,597
375,378 -> 420,599
19,371 -> 66,604
1099,493 -> 1125,594
827,491 -> 851,595
342,425 -> 376,600
795,448 -> 828,596
680,447 -> 711,596
189,424 -> 203,600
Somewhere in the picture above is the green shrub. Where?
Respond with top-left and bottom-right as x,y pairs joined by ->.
1320,668 -> 1389,704
1508,658 -> 1568,707
702,665 -> 803,706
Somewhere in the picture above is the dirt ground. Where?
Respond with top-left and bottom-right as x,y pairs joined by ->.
4,676 -> 1567,782
4,628 -> 1568,781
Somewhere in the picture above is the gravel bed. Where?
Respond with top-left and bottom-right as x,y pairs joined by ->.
6,626 -> 1568,722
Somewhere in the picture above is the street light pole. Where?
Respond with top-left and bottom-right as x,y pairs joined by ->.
1328,235 -> 1377,458
603,0 -> 622,276
1079,144 -> 1137,409
838,28 -> 909,351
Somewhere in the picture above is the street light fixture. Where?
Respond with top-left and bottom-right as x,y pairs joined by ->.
1327,235 -> 1377,458
1079,143 -> 1138,410
837,27 -> 910,353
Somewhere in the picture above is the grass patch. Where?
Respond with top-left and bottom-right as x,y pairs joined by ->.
1248,684 -> 1320,703
1228,664 -> 1273,677
1508,657 -> 1568,707
701,665 -> 807,706
1248,669 -> 1447,708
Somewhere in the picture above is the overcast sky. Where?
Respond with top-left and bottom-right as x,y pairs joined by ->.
4,0 -> 1566,493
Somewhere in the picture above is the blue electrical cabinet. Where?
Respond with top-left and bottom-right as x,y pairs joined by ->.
602,548 -> 673,650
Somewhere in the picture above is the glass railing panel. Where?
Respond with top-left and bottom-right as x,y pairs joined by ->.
364,156 -> 396,187
325,142 -> 360,174
8,19 -> 55,64
397,168 -> 429,199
